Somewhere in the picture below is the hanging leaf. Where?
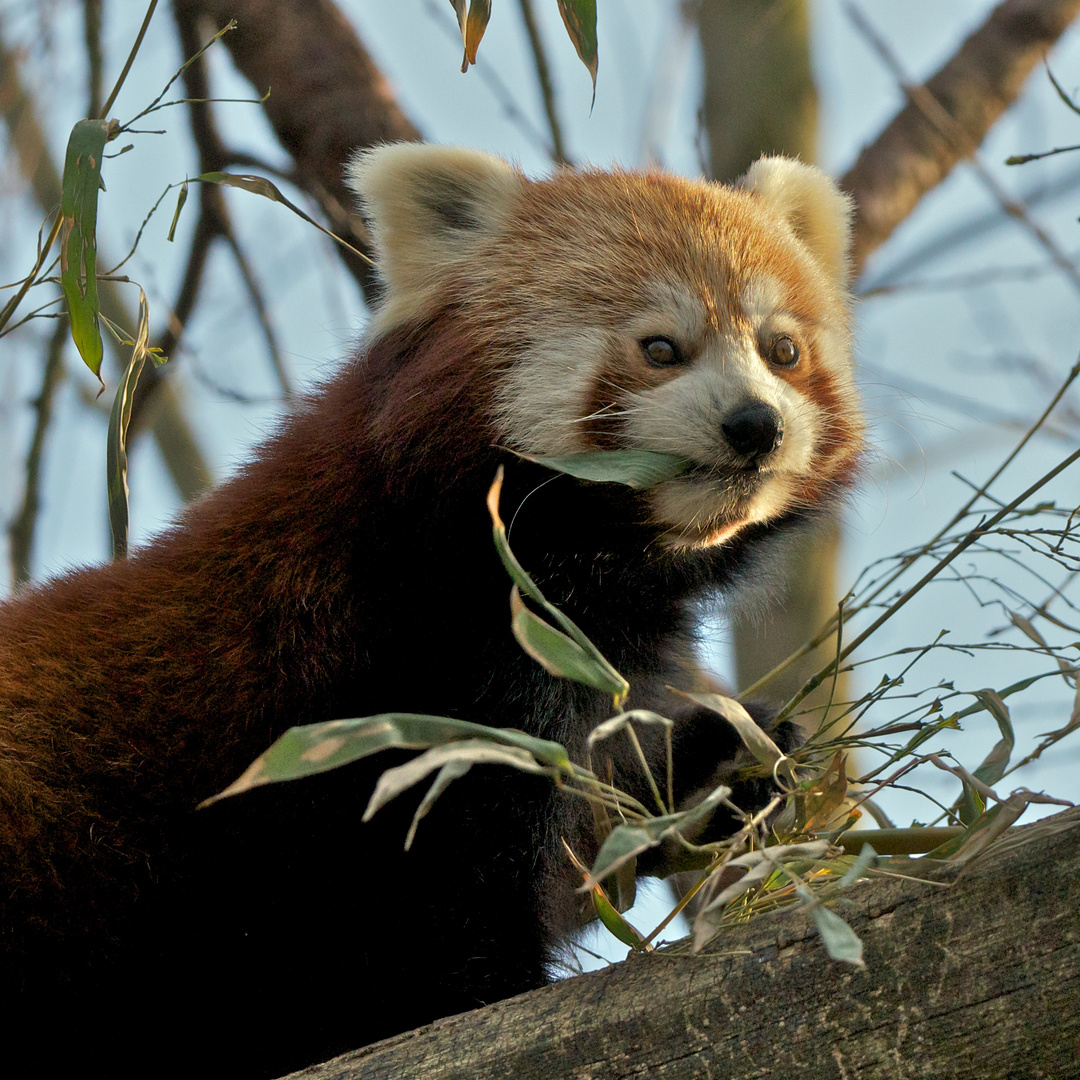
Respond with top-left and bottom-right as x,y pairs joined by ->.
671,689 -> 795,785
167,180 -> 189,242
449,0 -> 492,72
795,883 -> 865,968
105,288 -> 165,558
563,840 -> 647,949
970,688 -> 1015,788
510,587 -> 628,698
488,469 -> 629,707
591,885 -> 647,949
556,0 -> 598,104
405,759 -> 473,849
364,739 -> 557,825
193,172 -> 372,263
203,712 -> 571,806
522,449 -> 690,490
60,118 -> 119,386
583,782 -> 733,890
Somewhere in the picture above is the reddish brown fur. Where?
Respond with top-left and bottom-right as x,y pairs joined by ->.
0,150 -> 860,1079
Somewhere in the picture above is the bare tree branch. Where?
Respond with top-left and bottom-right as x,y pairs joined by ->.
173,0 -> 423,301
843,0 -> 1080,276
8,319 -> 66,585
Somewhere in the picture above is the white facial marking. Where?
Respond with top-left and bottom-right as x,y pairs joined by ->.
493,330 -> 609,456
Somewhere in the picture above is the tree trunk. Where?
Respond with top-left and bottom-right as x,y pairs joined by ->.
697,0 -> 845,720
291,807 -> 1080,1080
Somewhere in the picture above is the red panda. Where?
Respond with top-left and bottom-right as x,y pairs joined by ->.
0,145 -> 861,1078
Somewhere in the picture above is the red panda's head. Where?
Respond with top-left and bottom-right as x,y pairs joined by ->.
347,145 -> 862,549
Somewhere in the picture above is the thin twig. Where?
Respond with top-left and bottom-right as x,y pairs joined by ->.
516,0 -> 569,164
220,229 -> 291,397
743,350 -> 1080,701
778,445 -> 1080,722
100,0 -> 159,117
83,0 -> 104,119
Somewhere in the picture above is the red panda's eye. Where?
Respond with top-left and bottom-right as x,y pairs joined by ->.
641,336 -> 684,368
770,336 -> 800,367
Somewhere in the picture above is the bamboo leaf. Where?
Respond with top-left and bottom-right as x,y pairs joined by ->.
523,450 -> 690,489
365,739 -> 555,825
556,0 -> 598,104
488,469 -> 629,706
105,288 -> 163,558
592,886 -> 647,949
800,888 -> 865,967
671,689 -> 794,783
193,172 -> 372,264
60,118 -> 119,384
583,783 -> 732,890
203,713 -> 572,806
511,587 -> 627,697
449,0 -> 491,71
167,180 -> 188,242
404,760 -> 472,849
971,688 -> 1015,788
563,839 -> 646,949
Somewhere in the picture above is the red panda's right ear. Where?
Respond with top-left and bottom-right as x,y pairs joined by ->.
346,143 -> 523,333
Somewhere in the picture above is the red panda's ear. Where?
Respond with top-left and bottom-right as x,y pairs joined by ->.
346,143 -> 523,332
739,156 -> 855,288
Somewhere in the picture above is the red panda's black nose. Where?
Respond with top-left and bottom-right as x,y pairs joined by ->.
722,401 -> 785,463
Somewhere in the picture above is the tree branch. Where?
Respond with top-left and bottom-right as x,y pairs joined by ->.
298,808 -> 1080,1080
173,0 -> 423,301
8,319 -> 66,585
842,0 -> 1080,276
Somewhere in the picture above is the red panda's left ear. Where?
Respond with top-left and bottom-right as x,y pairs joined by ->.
346,143 -> 523,332
739,156 -> 855,288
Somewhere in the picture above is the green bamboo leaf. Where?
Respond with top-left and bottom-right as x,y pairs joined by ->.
523,450 -> 690,490
167,180 -> 189,242
488,469 -> 629,706
835,842 -> 879,888
449,0 -> 492,71
584,782 -> 732,889
404,759 -> 473,849
203,713 -> 571,806
194,172 -> 372,264
971,688 -> 1015,787
60,118 -> 118,384
106,288 -> 163,558
592,887 -> 646,949
799,887 -> 865,967
365,739 -> 556,826
556,0 -> 598,104
511,587 -> 628,698
672,689 -> 794,783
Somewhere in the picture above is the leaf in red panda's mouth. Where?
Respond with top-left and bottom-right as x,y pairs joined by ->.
517,450 -> 691,490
